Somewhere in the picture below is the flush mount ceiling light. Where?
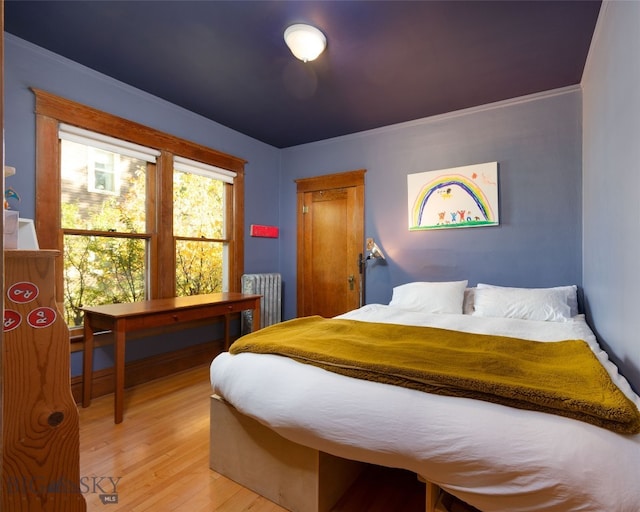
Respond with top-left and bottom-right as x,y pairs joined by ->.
284,23 -> 326,62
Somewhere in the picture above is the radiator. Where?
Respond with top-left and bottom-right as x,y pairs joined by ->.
241,273 -> 282,334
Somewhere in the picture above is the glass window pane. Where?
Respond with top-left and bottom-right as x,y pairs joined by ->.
60,139 -> 147,233
175,240 -> 224,297
62,234 -> 147,327
173,170 -> 224,239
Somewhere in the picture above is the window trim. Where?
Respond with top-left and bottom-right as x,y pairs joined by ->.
33,88 -> 246,315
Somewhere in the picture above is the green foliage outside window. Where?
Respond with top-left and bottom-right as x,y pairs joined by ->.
61,198 -> 147,327
173,171 -> 226,297
62,233 -> 146,327
175,240 -> 224,296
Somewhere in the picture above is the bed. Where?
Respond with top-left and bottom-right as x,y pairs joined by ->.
209,281 -> 640,512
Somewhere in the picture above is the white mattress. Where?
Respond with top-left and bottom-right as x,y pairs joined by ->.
210,305 -> 640,512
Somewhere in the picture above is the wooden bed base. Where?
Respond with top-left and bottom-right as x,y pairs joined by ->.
209,394 -> 444,512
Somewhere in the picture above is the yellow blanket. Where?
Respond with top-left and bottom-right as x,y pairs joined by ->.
230,316 -> 640,435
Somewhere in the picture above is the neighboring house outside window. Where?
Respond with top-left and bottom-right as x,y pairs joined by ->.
34,89 -> 246,333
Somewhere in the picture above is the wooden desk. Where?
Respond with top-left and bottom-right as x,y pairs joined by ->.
82,292 -> 261,423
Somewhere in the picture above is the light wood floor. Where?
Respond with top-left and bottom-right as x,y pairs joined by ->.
78,364 -> 426,512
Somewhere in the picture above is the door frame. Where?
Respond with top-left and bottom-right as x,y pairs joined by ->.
295,169 -> 366,317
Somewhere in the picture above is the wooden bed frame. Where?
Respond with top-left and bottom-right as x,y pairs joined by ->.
209,394 -> 444,512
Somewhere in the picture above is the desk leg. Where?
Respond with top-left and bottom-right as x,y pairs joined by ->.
252,299 -> 261,332
114,320 -> 126,424
82,314 -> 95,407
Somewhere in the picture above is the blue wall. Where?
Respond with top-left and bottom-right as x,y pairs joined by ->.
582,1 -> 640,391
280,90 -> 583,318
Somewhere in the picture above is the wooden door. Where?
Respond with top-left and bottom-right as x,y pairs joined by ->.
296,170 -> 365,318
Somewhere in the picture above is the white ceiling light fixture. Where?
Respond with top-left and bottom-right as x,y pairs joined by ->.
284,23 -> 326,62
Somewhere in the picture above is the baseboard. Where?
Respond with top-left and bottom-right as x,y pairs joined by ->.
71,339 -> 226,403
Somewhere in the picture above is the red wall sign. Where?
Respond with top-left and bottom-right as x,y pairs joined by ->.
250,224 -> 279,238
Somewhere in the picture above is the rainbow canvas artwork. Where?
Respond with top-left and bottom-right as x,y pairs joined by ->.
408,162 -> 499,230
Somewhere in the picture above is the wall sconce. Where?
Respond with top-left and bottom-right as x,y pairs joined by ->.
359,238 -> 386,272
366,238 -> 385,261
284,23 -> 327,62
358,238 -> 386,308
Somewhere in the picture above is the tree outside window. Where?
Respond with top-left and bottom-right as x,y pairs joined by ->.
60,140 -> 149,326
173,170 -> 226,296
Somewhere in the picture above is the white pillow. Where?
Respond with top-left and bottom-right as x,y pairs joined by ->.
477,283 -> 578,316
389,280 -> 468,314
473,284 -> 574,322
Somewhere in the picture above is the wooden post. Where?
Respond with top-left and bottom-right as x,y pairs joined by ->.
3,250 -> 86,511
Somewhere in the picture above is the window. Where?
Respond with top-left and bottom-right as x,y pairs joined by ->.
173,157 -> 236,296
59,125 -> 158,326
88,148 -> 119,195
34,89 -> 246,331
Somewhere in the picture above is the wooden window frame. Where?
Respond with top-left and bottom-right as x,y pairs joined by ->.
33,89 -> 246,332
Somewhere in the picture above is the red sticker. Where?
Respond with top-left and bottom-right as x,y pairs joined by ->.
27,307 -> 57,329
3,310 -> 22,332
7,282 -> 40,304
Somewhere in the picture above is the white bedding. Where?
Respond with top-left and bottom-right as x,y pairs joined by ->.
210,304 -> 640,512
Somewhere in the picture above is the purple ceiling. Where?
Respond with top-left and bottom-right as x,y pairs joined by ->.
5,1 -> 601,148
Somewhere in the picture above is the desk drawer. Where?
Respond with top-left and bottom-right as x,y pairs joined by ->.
129,302 -> 254,330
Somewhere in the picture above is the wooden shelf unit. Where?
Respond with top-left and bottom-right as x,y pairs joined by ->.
3,250 -> 85,511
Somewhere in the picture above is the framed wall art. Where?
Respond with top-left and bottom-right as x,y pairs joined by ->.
407,162 -> 499,231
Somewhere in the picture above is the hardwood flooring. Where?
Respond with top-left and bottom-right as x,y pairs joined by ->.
78,364 -> 427,512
